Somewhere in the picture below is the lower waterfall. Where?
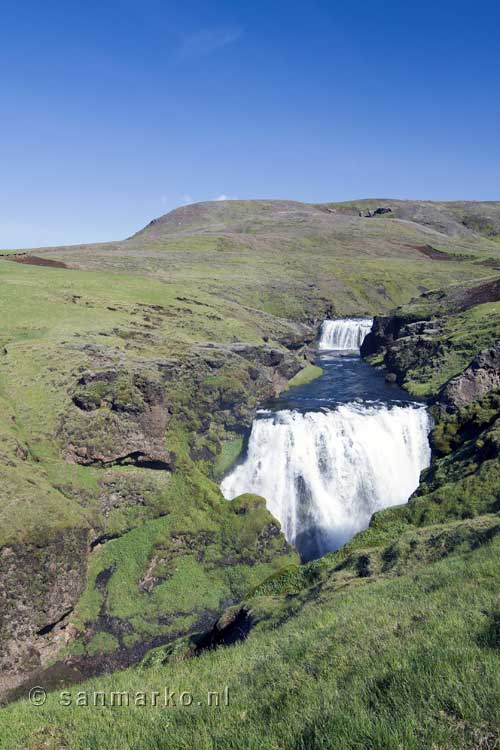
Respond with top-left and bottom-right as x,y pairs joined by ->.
221,403 -> 431,560
319,318 -> 373,351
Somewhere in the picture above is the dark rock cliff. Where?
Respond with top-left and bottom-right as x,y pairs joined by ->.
0,527 -> 89,693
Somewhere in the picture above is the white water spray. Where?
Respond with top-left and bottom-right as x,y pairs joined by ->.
319,318 -> 373,351
221,404 -> 431,560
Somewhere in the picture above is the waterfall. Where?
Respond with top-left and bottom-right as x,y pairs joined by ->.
319,318 -> 373,351
221,404 -> 431,560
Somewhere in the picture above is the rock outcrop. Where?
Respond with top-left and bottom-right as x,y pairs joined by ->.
62,368 -> 173,468
363,305 -> 500,411
361,314 -> 444,388
60,336 -> 312,471
360,315 -> 437,359
0,527 -> 89,692
439,342 -> 500,409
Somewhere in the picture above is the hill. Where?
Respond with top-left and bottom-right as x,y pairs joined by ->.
7,198 -> 500,321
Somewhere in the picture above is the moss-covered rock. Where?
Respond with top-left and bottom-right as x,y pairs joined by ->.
0,526 -> 89,679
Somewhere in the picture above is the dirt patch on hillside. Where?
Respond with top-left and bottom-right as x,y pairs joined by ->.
8,255 -> 69,269
458,277 -> 500,310
412,244 -> 457,261
478,259 -> 500,271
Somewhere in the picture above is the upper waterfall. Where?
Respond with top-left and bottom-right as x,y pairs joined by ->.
319,318 -> 373,351
221,404 -> 431,560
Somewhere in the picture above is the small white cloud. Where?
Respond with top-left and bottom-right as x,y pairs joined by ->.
182,194 -> 194,205
177,27 -> 242,62
213,194 -> 238,202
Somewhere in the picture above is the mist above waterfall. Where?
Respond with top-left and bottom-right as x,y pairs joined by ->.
319,318 -> 373,351
221,403 -> 431,561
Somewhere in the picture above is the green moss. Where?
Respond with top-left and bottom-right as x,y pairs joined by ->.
73,480 -> 297,642
286,364 -> 323,388
141,635 -> 198,667
432,418 -> 459,455
213,437 -> 244,479
87,632 -> 120,656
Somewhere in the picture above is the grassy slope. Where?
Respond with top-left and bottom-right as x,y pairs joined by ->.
2,199 -> 500,745
327,198 -> 500,241
3,519 -> 500,749
18,199 -> 500,317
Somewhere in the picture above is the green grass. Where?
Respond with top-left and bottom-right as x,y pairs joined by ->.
3,523 -> 500,749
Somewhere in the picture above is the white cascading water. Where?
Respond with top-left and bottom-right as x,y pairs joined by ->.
221,404 -> 431,560
319,318 -> 373,351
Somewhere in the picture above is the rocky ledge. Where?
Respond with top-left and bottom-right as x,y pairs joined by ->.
361,279 -> 500,411
60,336 -> 315,469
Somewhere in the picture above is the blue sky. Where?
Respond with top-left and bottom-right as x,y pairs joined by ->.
1,0 -> 499,247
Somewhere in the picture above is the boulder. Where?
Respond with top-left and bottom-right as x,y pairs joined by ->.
439,342 -> 500,409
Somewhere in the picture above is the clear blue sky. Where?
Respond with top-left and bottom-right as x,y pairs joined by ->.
1,0 -> 499,248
